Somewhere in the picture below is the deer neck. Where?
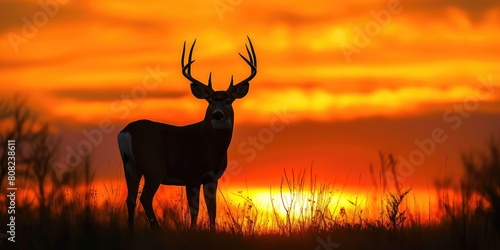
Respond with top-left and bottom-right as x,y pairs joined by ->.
200,114 -> 233,150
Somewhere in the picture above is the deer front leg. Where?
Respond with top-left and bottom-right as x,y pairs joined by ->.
186,183 -> 201,228
203,180 -> 218,231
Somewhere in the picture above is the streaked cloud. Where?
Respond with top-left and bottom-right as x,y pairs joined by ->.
0,0 -> 499,125
50,88 -> 186,102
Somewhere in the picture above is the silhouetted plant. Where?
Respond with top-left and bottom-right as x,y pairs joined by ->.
0,96 -> 40,186
23,125 -> 60,218
461,138 -> 500,236
0,96 -> 63,218
385,187 -> 412,230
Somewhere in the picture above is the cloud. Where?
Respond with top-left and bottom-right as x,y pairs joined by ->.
411,0 -> 500,22
238,85 -> 496,122
0,0 -> 40,32
51,88 -> 187,102
1,0 -> 499,126
0,0 -> 168,34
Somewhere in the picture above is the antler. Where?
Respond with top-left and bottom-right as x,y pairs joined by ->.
182,40 -> 214,94
227,36 -> 257,92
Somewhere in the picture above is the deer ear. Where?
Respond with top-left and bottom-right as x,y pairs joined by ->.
230,82 -> 249,99
190,83 -> 210,99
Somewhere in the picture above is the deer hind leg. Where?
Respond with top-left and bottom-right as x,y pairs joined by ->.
124,168 -> 141,232
118,132 -> 141,232
203,180 -> 218,231
140,175 -> 161,229
186,183 -> 201,228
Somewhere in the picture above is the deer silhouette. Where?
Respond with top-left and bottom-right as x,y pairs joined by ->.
117,37 -> 257,231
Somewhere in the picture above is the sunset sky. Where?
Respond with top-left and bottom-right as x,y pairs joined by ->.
1,0 -> 500,206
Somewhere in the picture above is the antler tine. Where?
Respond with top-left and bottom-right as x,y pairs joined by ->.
181,40 -> 213,92
208,71 -> 213,88
182,41 -> 186,67
187,39 -> 196,75
246,35 -> 257,67
231,36 -> 257,87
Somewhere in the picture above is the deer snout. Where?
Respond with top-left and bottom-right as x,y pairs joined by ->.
213,111 -> 224,121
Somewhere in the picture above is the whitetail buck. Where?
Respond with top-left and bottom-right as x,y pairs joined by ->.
117,37 -> 257,231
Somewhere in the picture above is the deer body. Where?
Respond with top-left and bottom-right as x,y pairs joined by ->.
119,119 -> 231,184
118,37 -> 257,231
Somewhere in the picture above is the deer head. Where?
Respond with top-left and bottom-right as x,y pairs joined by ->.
181,37 -> 257,130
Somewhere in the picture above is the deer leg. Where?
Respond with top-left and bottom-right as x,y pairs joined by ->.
186,183 -> 201,229
203,180 -> 218,231
124,170 -> 141,232
140,177 -> 161,229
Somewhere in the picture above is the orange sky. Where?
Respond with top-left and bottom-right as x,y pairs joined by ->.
1,0 -> 500,198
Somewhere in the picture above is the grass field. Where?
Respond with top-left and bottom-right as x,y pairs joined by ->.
1,146 -> 499,250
